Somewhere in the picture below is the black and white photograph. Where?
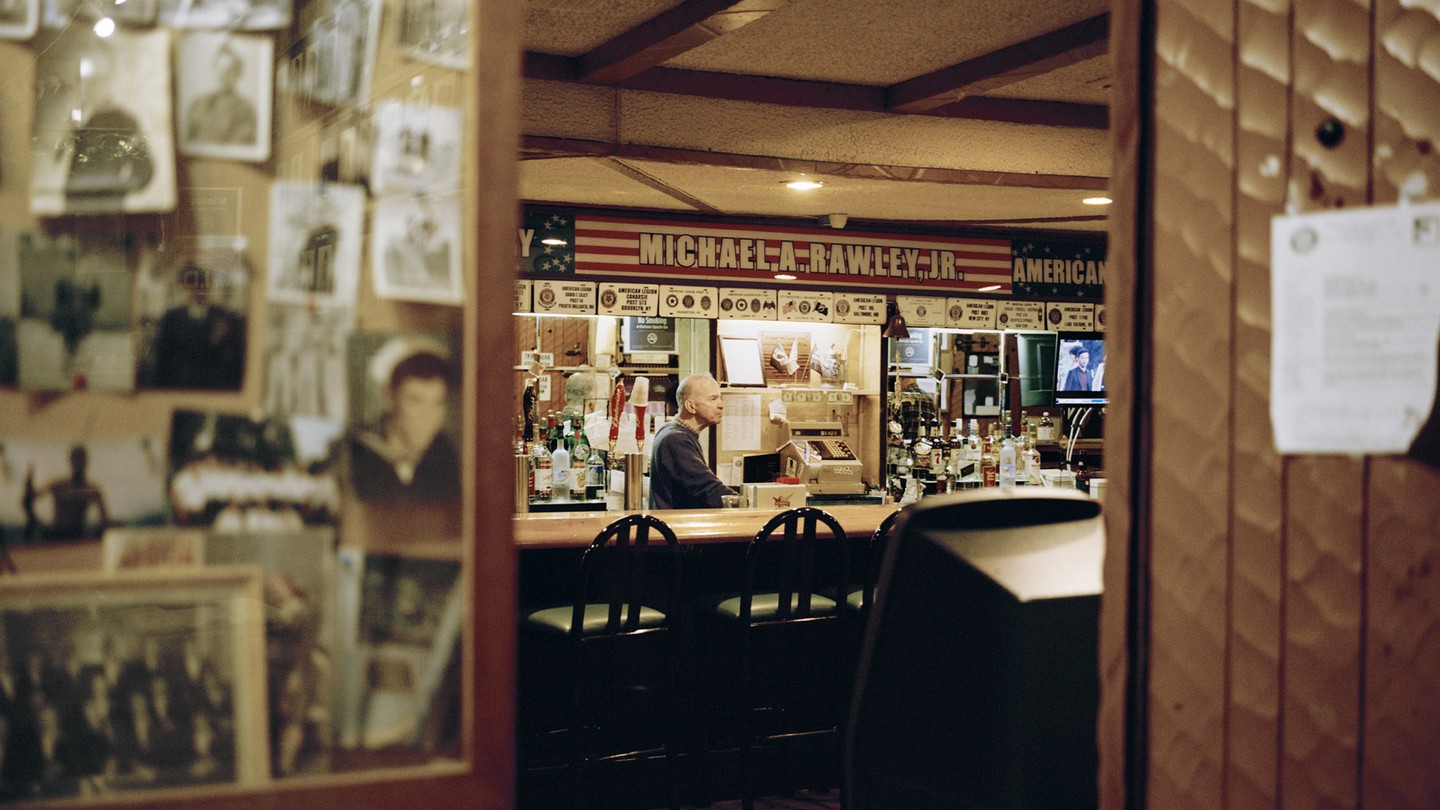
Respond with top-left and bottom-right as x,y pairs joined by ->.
335,549 -> 460,751
370,192 -> 462,305
158,0 -> 290,29
0,0 -> 37,41
136,238 -> 249,392
177,32 -> 273,163
318,106 -> 372,188
369,100 -> 461,196
0,435 -> 167,547
276,0 -> 381,108
266,181 -> 363,308
42,0 -> 156,29
264,302 -> 353,422
30,28 -> 177,216
396,0 -> 467,69
167,409 -> 342,531
16,231 -> 135,391
343,332 -> 461,504
0,567 -> 268,799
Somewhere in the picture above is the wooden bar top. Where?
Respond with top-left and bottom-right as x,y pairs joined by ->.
513,504 -> 902,549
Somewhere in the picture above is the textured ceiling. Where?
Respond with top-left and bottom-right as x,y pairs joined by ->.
520,0 -> 1114,235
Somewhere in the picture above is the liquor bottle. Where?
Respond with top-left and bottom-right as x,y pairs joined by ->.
550,439 -> 571,501
570,419 -> 590,498
980,429 -> 998,487
998,426 -> 1017,489
1037,411 -> 1057,442
530,426 -> 552,501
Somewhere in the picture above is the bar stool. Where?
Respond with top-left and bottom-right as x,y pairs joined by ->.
518,513 -> 683,810
846,508 -> 903,615
697,506 -> 851,810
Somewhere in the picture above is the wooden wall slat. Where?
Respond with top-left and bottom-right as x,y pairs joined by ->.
1147,1 -> 1237,806
1229,0 -> 1292,805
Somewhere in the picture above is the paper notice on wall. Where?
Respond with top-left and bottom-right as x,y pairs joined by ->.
1270,202 -> 1440,456
719,392 -> 762,451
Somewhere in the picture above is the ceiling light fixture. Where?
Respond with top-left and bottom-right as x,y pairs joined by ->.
783,179 -> 824,191
540,237 -> 567,246
773,273 -> 797,281
1082,196 -> 1113,205
977,284 -> 1002,292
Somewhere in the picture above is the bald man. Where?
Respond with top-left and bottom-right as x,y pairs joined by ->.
648,374 -> 732,509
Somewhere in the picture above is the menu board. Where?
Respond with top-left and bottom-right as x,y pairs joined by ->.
659,284 -> 717,318
533,279 -> 595,315
896,295 -> 946,327
997,300 -> 1045,330
513,280 -> 532,313
1047,301 -> 1095,330
832,293 -> 886,324
597,282 -> 658,317
778,290 -> 834,322
717,287 -> 778,320
946,298 -> 997,329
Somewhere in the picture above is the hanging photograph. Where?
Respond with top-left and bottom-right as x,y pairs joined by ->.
343,331 -> 461,504
396,0 -> 468,69
0,435 -> 167,546
266,181 -> 363,308
30,28 -> 177,216
136,237 -> 250,391
158,0 -> 291,29
102,527 -> 205,570
276,0 -> 381,108
42,0 -> 156,29
16,231 -> 135,391
370,192 -> 462,305
177,31 -> 273,163
318,106 -> 372,188
263,301 -> 353,422
0,567 -> 268,798
0,0 -> 38,40
369,100 -> 461,196
167,409 -> 342,530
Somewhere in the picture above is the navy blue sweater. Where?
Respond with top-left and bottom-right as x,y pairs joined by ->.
648,421 -> 729,509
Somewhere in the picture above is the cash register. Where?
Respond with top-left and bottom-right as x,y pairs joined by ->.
778,421 -> 866,495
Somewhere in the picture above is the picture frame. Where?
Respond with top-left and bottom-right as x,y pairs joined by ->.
0,0 -> 38,40
369,192 -> 463,305
136,237 -> 251,392
176,31 -> 273,163
276,0 -> 381,108
0,435 -> 168,546
102,527 -> 205,571
0,566 -> 269,799
395,0 -> 468,69
369,100 -> 461,196
158,0 -> 292,30
266,181 -> 364,309
718,335 -> 765,387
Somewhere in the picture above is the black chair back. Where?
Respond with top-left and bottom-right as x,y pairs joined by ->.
858,508 -> 902,613
740,506 -> 848,624
573,512 -> 681,639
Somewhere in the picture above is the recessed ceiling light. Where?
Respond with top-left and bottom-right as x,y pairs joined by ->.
783,179 -> 824,191
977,284 -> 1002,292
1082,196 -> 1113,205
540,237 -> 567,245
774,273 -> 797,280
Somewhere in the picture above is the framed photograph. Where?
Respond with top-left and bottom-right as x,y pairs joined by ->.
177,32 -> 273,163
103,527 -> 205,571
369,100 -> 461,196
0,567 -> 268,798
0,0 -> 38,40
718,335 -> 764,387
266,181 -> 364,308
42,0 -> 156,29
0,436 -> 168,546
30,28 -> 177,216
158,0 -> 292,30
319,106 -> 373,188
16,231 -> 135,391
370,193 -> 462,305
136,237 -> 250,391
396,0 -> 468,69
276,0 -> 381,108
263,302 -> 354,422
343,331 -> 461,504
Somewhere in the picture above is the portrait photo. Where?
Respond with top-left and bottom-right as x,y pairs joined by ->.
0,435 -> 167,547
0,567 -> 268,798
0,0 -> 37,40
263,302 -> 353,422
369,100 -> 461,196
343,331 -> 460,504
276,0 -> 380,108
158,0 -> 291,29
396,0 -> 467,68
177,31 -> 273,163
16,231 -> 135,391
136,238 -> 250,391
266,181 -> 363,309
369,192 -> 462,306
30,28 -> 176,216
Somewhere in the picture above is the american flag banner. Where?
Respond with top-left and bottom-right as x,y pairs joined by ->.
566,213 -> 1014,294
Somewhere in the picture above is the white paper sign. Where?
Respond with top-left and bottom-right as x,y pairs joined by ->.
998,300 -> 1046,330
947,298 -> 997,329
659,285 -> 717,318
778,290 -> 834,322
513,280 -> 532,313
896,295 -> 946,327
718,287 -> 778,320
719,392 -> 762,451
598,283 -> 658,316
534,279 -> 596,315
1271,202 -> 1440,453
833,293 -> 886,324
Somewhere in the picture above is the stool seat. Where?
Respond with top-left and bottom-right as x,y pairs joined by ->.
844,587 -> 864,612
524,603 -> 667,636
710,592 -> 839,622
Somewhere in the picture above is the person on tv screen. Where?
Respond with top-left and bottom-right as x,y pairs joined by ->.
1063,344 -> 1095,392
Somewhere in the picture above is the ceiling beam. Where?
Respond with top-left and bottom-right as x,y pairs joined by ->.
578,0 -> 794,85
886,14 -> 1110,114
521,136 -> 1110,191
602,158 -> 725,214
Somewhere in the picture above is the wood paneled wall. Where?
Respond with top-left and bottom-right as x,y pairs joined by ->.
1104,0 -> 1440,807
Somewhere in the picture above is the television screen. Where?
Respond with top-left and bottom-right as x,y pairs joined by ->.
1014,331 -> 1057,408
1054,332 -> 1106,406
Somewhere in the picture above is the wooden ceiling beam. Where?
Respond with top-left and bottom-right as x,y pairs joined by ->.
578,0 -> 793,85
886,14 -> 1110,114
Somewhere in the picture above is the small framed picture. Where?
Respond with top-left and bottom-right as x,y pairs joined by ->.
136,238 -> 250,391
102,527 -> 205,571
177,32 -> 273,163
369,100 -> 461,196
370,192 -> 463,305
266,181 -> 364,308
396,0 -> 467,69
0,0 -> 38,40
158,0 -> 292,30
0,567 -> 269,799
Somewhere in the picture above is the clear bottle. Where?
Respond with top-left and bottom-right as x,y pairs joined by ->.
530,428 -> 552,501
981,430 -> 998,487
998,427 -> 1017,489
551,441 -> 571,501
570,418 -> 590,498
1037,411 -> 1056,442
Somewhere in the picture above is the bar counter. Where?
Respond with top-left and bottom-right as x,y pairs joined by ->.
513,503 -> 900,549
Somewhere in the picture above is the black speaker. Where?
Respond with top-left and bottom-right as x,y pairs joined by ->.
847,490 -> 1104,810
